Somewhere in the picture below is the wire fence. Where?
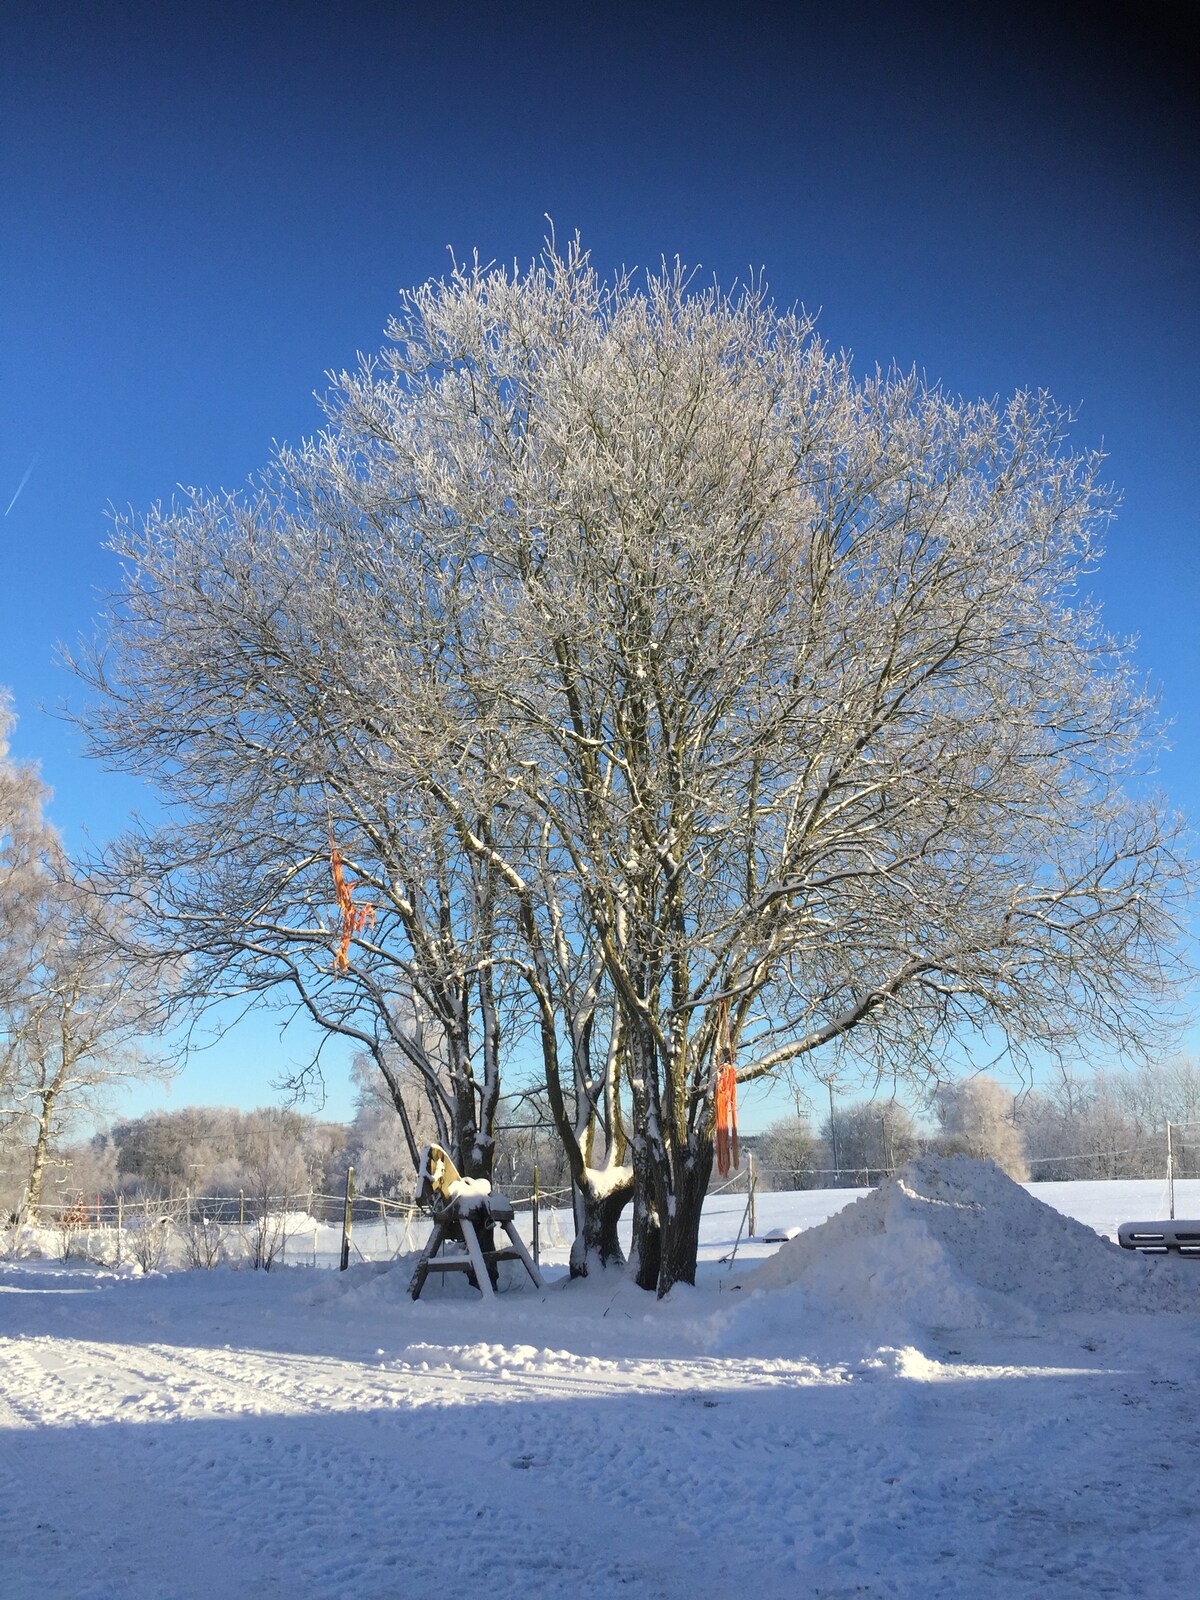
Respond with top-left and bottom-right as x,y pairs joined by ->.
5,1183 -> 578,1273
10,1128 -> 1198,1270
16,1179 -> 575,1230
18,1132 -> 1200,1232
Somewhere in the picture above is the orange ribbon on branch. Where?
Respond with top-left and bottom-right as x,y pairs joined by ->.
329,833 -> 375,973
714,997 -> 740,1178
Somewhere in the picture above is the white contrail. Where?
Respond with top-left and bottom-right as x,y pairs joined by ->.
4,455 -> 38,516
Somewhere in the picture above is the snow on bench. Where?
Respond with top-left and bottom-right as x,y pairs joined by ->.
409,1142 -> 542,1300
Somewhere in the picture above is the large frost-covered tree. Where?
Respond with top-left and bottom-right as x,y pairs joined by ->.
76,238 -> 1190,1293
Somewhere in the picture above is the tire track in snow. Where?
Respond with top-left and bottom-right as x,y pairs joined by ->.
5,1325 -> 855,1429
0,1325 -> 890,1600
12,1296 -> 1140,1600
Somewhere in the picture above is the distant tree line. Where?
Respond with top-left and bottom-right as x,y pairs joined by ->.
752,1060 -> 1200,1190
1017,1058 -> 1200,1181
19,1056 -> 1200,1219
10,1048 -> 583,1217
8,1107 -> 348,1219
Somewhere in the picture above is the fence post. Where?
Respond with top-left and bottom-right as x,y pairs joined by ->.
340,1165 -> 355,1271
239,1189 -> 245,1228
116,1194 -> 123,1266
748,1152 -> 757,1239
532,1164 -> 540,1267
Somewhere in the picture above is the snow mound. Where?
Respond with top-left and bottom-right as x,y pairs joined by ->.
746,1154 -> 1200,1329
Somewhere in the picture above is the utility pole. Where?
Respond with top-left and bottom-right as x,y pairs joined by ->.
827,1079 -> 840,1183
1167,1123 -> 1176,1221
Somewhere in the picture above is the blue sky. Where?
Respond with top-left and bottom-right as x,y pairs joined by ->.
2,1 -> 1197,1126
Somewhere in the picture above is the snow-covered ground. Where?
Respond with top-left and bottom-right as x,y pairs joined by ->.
2,1164 -> 1199,1599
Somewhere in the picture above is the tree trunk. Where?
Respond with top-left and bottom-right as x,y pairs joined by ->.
629,1137 -> 663,1290
22,1089 -> 57,1225
655,1143 -> 714,1298
568,1171 -> 634,1277
451,1072 -> 493,1182
624,1011 -> 667,1290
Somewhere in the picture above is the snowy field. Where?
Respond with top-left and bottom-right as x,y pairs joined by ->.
3,1163 -> 1199,1600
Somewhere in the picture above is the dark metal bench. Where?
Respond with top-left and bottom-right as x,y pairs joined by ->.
1117,1220 -> 1200,1256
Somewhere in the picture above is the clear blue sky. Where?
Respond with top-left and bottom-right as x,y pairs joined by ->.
2,1 -> 1197,1126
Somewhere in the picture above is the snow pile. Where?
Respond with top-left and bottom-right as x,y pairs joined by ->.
746,1153 -> 1200,1329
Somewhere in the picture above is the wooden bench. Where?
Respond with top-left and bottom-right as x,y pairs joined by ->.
408,1143 -> 544,1301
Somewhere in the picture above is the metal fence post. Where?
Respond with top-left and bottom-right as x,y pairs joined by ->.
340,1165 -> 355,1271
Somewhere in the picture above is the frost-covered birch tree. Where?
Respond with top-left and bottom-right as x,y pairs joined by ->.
77,238 -> 1191,1293
1,697 -> 170,1220
6,872 -> 173,1222
934,1077 -> 1028,1180
0,693 -> 58,1165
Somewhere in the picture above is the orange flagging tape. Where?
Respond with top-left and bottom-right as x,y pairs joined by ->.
330,836 -> 375,972
714,999 -> 740,1177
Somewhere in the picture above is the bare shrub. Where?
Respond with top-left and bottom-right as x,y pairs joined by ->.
126,1194 -> 172,1272
249,1200 -> 289,1271
52,1192 -> 90,1261
180,1208 -> 226,1269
